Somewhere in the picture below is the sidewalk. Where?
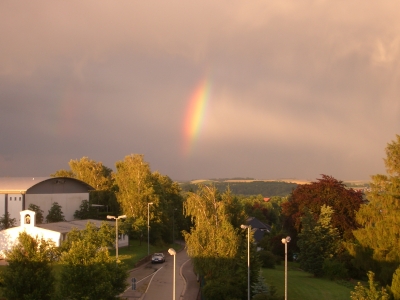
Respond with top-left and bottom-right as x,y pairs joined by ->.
180,258 -> 200,300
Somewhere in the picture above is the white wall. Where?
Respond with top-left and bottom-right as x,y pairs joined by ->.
0,194 -> 5,218
26,193 -> 89,221
0,211 -> 61,258
7,194 -> 23,225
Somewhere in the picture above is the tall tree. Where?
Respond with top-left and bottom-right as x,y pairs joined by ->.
114,154 -> 157,219
0,232 -> 58,300
282,175 -> 364,241
352,134 -> 400,283
297,205 -> 340,277
183,184 -> 257,299
52,157 -> 113,191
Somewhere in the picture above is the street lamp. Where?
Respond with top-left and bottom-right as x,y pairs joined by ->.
241,224 -> 251,300
172,208 -> 177,243
168,248 -> 177,300
281,236 -> 291,300
147,202 -> 153,255
107,214 -> 127,261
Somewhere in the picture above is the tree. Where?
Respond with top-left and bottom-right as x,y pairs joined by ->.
352,135 -> 400,284
350,271 -> 390,300
297,205 -> 340,277
183,184 -> 256,299
73,199 -> 96,220
282,175 -> 364,241
114,154 -> 157,219
0,212 -> 16,230
51,157 -> 114,191
46,202 -> 65,223
58,222 -> 127,300
0,232 -> 58,300
391,266 -> 400,300
27,203 -> 44,224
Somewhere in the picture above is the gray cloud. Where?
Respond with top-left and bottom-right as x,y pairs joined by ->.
1,1 -> 399,181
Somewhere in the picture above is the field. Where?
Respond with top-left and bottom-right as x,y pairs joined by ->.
262,262 -> 354,300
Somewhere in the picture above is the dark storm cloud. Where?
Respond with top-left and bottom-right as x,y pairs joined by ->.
1,1 -> 399,180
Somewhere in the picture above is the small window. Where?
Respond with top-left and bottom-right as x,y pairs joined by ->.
14,197 -> 16,201
19,197 -> 21,201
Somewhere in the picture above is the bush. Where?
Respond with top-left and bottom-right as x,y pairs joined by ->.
258,250 -> 277,269
391,266 -> 400,300
322,259 -> 348,280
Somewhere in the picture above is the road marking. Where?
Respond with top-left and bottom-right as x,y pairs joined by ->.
143,266 -> 164,294
122,266 -> 164,293
179,258 -> 191,298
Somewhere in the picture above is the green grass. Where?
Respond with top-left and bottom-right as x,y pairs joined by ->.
108,240 -> 183,270
262,262 -> 354,300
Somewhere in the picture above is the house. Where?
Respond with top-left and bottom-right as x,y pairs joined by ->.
0,177 -> 94,223
245,217 -> 271,243
0,209 -> 128,259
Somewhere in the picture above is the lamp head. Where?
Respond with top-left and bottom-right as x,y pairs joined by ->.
168,248 -> 176,256
107,215 -> 115,220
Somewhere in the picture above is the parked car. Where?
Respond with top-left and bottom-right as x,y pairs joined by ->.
151,253 -> 165,264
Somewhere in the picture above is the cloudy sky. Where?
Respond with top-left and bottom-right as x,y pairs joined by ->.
1,1 -> 400,181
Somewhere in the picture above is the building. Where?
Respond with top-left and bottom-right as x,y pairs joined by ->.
0,210 -> 128,258
0,177 -> 94,223
245,217 -> 271,243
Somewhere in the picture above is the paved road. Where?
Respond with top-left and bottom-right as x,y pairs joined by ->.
120,248 -> 199,300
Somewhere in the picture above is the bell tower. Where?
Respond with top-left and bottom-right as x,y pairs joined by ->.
20,210 -> 36,227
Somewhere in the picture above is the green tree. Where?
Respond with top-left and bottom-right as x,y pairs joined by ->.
73,199 -> 96,220
0,232 -> 58,300
0,212 -> 16,230
297,205 -> 340,277
51,157 -> 113,191
114,154 -> 157,219
27,203 -> 44,224
46,202 -> 65,223
183,184 -> 256,299
58,222 -> 127,300
352,135 -> 400,284
350,271 -> 390,300
391,266 -> 400,300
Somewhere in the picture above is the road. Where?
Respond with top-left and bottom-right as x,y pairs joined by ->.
120,248 -> 199,300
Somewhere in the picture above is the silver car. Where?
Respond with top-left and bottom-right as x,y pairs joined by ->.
151,253 -> 165,264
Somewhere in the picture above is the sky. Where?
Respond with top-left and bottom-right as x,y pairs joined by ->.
1,1 -> 400,182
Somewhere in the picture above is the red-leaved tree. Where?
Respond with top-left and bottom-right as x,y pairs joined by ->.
282,175 -> 364,240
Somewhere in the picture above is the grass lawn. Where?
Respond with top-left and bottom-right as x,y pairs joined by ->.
108,240 -> 183,270
262,262 -> 354,300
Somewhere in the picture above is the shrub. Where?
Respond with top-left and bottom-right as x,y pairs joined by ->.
258,250 -> 277,269
322,259 -> 348,280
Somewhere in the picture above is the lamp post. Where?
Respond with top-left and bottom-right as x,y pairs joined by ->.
168,248 -> 177,300
107,214 -> 127,261
172,208 -> 177,243
241,224 -> 251,300
281,236 -> 291,300
147,202 -> 153,255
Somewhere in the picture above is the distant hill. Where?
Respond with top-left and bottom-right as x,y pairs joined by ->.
179,179 -> 299,197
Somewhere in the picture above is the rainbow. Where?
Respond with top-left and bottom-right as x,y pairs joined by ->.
182,78 -> 211,155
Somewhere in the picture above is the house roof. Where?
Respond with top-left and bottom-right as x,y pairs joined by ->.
0,177 -> 51,193
37,219 -> 114,234
0,177 -> 93,193
246,217 -> 271,232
